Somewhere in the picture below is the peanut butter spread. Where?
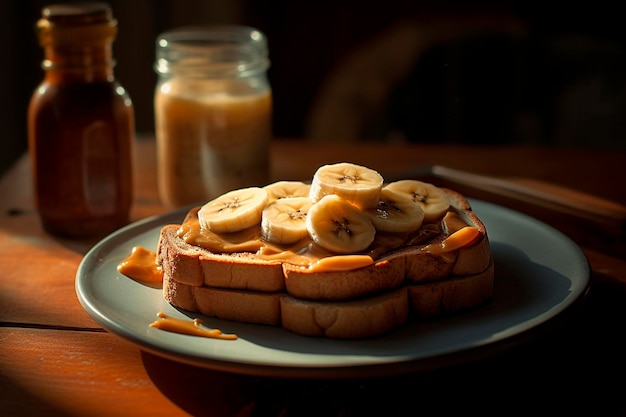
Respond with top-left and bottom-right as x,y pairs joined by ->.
118,208 -> 479,286
117,246 -> 162,286
150,312 -> 237,340
177,209 -> 476,271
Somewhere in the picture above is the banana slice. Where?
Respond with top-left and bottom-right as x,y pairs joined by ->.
261,197 -> 313,245
263,181 -> 311,203
309,162 -> 383,209
198,187 -> 269,233
365,188 -> 425,233
384,180 -> 450,222
306,194 -> 376,254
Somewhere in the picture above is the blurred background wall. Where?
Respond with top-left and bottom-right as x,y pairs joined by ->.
2,0 -> 625,176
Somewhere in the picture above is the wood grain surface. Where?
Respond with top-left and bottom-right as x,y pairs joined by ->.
2,136 -> 625,416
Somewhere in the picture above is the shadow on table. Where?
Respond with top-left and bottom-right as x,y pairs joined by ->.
141,325 -> 625,417
139,255 -> 625,417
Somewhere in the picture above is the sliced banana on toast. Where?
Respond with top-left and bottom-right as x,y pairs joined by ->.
198,187 -> 269,233
197,165 -> 453,253
264,181 -> 311,203
261,196 -> 313,245
365,188 -> 425,233
306,194 -> 376,254
309,162 -> 383,209
384,180 -> 450,222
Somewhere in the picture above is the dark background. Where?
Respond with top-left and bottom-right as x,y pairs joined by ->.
2,0 -> 625,176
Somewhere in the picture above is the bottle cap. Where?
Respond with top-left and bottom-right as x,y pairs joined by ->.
36,2 -> 117,46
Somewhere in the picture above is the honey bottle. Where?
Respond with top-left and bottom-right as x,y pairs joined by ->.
28,2 -> 134,238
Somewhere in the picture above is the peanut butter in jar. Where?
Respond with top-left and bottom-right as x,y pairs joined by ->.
154,26 -> 272,208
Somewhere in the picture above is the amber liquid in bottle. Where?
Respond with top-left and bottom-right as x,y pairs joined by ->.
28,3 -> 134,238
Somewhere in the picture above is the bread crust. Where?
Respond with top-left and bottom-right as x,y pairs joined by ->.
157,188 -> 494,338
194,287 -> 282,326
280,288 -> 409,339
408,260 -> 494,318
158,225 -> 286,292
283,257 -> 406,301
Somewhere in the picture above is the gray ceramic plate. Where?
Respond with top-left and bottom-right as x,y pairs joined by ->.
75,199 -> 590,378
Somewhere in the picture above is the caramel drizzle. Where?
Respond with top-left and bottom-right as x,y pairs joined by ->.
149,312 -> 237,340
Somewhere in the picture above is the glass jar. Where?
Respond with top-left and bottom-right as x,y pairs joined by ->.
27,2 -> 135,238
154,26 -> 272,208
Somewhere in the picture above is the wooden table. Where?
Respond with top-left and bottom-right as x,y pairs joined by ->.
2,136 -> 626,416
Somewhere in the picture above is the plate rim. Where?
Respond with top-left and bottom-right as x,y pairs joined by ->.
75,200 -> 591,379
